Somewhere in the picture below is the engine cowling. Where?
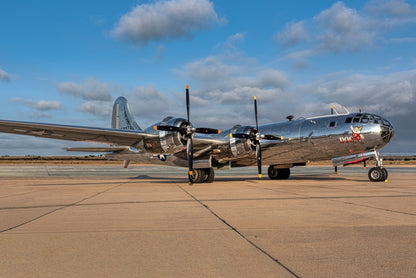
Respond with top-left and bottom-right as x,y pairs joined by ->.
229,125 -> 257,157
158,117 -> 189,153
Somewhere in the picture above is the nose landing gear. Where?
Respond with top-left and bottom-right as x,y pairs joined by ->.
368,151 -> 388,182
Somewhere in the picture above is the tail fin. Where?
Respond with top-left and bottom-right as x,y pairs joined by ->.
111,97 -> 141,130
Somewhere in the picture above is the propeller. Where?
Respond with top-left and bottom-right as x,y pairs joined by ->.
154,86 -> 220,184
231,96 -> 283,178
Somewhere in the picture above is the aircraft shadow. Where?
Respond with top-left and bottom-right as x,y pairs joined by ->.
127,174 -> 359,183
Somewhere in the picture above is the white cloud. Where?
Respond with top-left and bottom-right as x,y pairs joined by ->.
78,101 -> 112,118
0,68 -> 10,82
365,0 -> 414,17
11,98 -> 64,111
276,0 -> 416,66
315,2 -> 375,52
111,0 -> 225,46
127,86 -> 174,123
183,56 -> 240,84
297,70 -> 416,117
274,21 -> 309,47
174,47 -> 293,127
58,78 -> 112,101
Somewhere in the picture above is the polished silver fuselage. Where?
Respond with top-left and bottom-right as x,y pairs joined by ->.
256,113 -> 391,165
106,112 -> 394,169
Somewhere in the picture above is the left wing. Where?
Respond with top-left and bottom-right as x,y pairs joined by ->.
0,120 -> 157,146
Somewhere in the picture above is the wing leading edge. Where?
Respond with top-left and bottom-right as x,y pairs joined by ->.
0,120 -> 157,147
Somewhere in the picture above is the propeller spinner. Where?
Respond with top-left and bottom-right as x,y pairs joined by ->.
154,86 -> 220,184
230,96 -> 283,178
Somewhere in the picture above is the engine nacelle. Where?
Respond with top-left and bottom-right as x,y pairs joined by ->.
159,117 -> 189,153
229,125 -> 256,157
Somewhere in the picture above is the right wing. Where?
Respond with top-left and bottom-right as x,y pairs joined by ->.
0,120 -> 157,146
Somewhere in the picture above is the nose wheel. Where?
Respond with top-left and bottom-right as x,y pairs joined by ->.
368,167 -> 388,182
368,150 -> 388,182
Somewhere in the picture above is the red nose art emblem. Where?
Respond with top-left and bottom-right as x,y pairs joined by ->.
339,126 -> 364,143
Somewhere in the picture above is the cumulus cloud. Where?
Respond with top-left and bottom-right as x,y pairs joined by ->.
297,70 -> 416,117
0,68 -> 10,82
274,21 -> 309,47
315,2 -> 375,52
127,86 -> 174,122
58,78 -> 112,101
75,85 -> 174,126
365,0 -> 415,18
174,49 -> 293,127
78,101 -> 112,118
275,0 -> 416,65
11,98 -> 63,111
183,56 -> 240,84
111,0 -> 225,46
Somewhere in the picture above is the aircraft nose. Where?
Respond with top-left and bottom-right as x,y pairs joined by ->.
380,117 -> 394,143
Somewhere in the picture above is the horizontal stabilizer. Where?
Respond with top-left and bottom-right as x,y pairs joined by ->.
64,147 -> 131,153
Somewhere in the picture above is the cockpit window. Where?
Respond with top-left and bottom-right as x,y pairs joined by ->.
360,114 -> 369,123
347,113 -> 391,125
329,121 -> 337,128
373,115 -> 381,124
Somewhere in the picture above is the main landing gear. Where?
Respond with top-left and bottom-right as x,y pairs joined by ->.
368,151 -> 388,182
188,168 -> 215,184
267,165 -> 290,180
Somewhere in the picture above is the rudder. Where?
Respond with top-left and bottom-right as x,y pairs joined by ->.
111,97 -> 141,130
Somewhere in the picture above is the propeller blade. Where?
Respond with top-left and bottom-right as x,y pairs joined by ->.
195,127 -> 221,134
187,136 -> 193,183
256,143 -> 262,178
254,96 -> 259,130
186,85 -> 190,123
154,125 -> 184,133
261,134 -> 283,140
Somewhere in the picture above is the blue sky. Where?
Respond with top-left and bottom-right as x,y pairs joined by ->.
0,0 -> 415,155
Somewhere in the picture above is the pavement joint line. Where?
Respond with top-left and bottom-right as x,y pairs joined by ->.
7,227 -> 232,235
329,199 -> 416,216
244,183 -> 416,217
3,194 -> 416,211
0,180 -> 131,233
175,182 -> 300,278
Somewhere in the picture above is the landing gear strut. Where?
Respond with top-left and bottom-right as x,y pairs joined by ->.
268,165 -> 290,180
368,151 -> 388,182
188,168 -> 215,184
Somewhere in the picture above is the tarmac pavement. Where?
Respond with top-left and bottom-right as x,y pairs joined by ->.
0,165 -> 415,277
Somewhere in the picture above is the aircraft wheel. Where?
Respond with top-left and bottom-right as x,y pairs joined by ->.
188,169 -> 204,184
268,166 -> 279,179
203,168 -> 215,183
368,167 -> 386,182
381,168 -> 388,181
268,166 -> 291,180
280,168 -> 291,179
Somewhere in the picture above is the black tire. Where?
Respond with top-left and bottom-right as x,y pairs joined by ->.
368,167 -> 384,182
280,168 -> 291,179
268,165 -> 279,180
381,168 -> 388,181
203,168 -> 215,183
188,169 -> 204,184
268,166 -> 291,180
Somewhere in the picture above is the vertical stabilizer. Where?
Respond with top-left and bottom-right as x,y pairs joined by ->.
111,97 -> 141,130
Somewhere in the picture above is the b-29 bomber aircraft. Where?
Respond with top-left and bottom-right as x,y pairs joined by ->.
0,86 -> 394,184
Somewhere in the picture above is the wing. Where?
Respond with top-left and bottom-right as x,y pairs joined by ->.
0,120 -> 157,146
